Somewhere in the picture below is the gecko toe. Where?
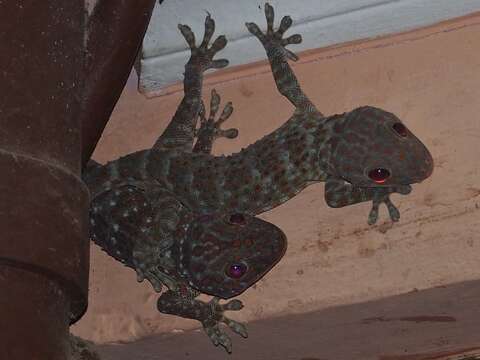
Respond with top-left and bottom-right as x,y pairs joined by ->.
282,34 -> 302,46
278,15 -> 293,34
221,128 -> 239,139
222,299 -> 244,311
264,3 -> 275,32
385,199 -> 401,222
209,35 -> 227,54
209,59 -> 229,69
223,317 -> 248,338
200,14 -> 215,48
368,206 -> 379,225
245,22 -> 264,40
178,24 -> 196,49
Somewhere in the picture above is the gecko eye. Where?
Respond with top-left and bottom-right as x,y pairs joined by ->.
228,213 -> 246,225
368,168 -> 390,184
392,122 -> 408,137
226,262 -> 248,279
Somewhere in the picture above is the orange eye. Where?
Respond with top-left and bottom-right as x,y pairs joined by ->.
368,168 -> 390,183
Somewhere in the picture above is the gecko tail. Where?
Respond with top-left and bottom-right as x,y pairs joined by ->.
85,159 -> 103,170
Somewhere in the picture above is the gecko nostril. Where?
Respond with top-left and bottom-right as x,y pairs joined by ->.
392,122 -> 408,137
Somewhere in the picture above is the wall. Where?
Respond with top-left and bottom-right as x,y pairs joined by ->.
72,12 -> 480,356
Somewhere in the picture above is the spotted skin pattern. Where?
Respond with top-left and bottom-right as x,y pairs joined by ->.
83,3 -> 433,353
176,212 -> 286,299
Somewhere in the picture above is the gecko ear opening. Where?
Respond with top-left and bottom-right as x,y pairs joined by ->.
227,213 -> 247,225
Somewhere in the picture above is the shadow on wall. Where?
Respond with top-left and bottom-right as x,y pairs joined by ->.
95,280 -> 480,360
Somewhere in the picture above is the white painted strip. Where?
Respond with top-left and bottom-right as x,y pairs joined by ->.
138,0 -> 480,95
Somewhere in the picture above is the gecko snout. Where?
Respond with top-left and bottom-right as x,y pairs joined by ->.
412,144 -> 434,183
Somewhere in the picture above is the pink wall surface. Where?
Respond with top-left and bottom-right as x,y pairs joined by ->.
73,13 -> 480,358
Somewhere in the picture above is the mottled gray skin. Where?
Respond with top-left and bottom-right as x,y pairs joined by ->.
70,335 -> 101,360
83,3 -> 433,353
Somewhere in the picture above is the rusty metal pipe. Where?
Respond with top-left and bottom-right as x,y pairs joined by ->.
81,0 -> 157,168
0,0 -> 156,359
0,1 -> 88,358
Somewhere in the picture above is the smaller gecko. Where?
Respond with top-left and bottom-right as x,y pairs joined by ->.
85,91 -> 287,353
83,2 -> 433,354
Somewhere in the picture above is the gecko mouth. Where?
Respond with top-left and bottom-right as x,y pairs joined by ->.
379,184 -> 413,196
343,177 -> 412,192
356,182 -> 413,196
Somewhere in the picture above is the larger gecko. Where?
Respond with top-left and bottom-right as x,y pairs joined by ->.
83,3 -> 433,353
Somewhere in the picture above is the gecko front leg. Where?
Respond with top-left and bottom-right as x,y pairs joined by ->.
158,286 -> 247,353
89,184 -> 186,292
132,195 -> 186,292
325,177 -> 412,225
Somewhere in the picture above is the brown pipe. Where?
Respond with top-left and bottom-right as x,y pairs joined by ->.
80,0 -> 157,168
0,0 -> 156,359
0,1 -> 88,358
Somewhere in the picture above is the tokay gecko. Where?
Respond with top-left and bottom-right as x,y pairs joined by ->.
83,3 -> 434,353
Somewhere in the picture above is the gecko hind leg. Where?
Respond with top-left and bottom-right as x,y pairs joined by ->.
153,14 -> 229,151
193,89 -> 238,154
246,3 -> 319,113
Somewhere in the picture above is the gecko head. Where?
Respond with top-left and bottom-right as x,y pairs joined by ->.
176,212 -> 287,299
327,106 -> 433,188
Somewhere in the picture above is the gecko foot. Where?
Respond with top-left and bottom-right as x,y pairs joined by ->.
367,185 -> 412,225
368,194 -> 400,225
202,297 -> 248,353
132,244 -> 178,292
179,14 -> 228,71
246,3 -> 302,61
158,290 -> 248,353
196,89 -> 238,139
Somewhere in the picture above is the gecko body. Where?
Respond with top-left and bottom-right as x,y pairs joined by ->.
83,3 -> 433,353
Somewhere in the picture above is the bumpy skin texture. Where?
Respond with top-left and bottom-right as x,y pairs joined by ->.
70,335 -> 101,360
83,3 -> 433,353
